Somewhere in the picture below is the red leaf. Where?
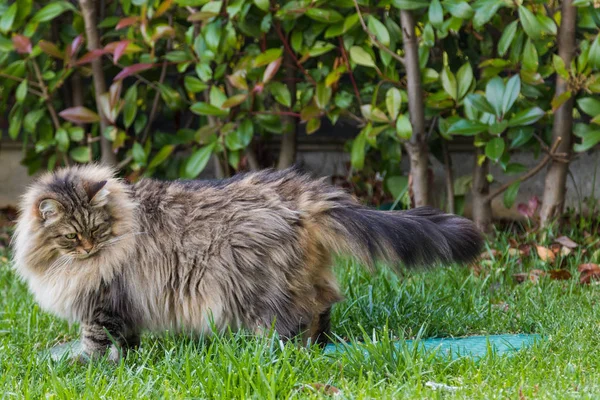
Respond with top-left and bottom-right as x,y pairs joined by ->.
59,106 -> 100,124
262,57 -> 282,83
76,49 -> 107,65
38,40 -> 63,59
116,16 -> 139,30
12,35 -> 32,54
113,63 -> 155,81
528,196 -> 540,213
112,40 -> 130,64
69,34 -> 84,57
579,263 -> 600,284
517,203 -> 532,218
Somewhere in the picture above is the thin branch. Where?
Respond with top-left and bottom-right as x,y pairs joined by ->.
352,0 -> 405,65
31,61 -> 61,130
0,72 -> 41,87
116,155 -> 132,170
79,0 -> 116,165
274,22 -> 316,85
338,37 -> 362,107
485,137 -> 562,203
441,138 -> 454,214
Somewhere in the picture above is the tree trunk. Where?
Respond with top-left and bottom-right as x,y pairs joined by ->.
79,0 -> 116,166
441,139 -> 455,214
400,10 -> 430,207
472,148 -> 493,234
277,51 -> 297,170
540,0 -> 576,226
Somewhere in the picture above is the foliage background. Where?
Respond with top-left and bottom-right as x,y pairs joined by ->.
1,0 -> 599,231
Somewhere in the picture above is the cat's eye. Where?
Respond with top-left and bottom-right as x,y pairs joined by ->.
65,233 -> 77,240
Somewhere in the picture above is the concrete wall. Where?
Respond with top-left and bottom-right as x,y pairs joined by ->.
2,143 -> 599,220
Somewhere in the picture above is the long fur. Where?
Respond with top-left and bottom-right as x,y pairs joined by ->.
12,165 -> 483,359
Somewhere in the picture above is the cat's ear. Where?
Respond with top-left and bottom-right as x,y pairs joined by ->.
38,199 -> 63,223
84,180 -> 110,207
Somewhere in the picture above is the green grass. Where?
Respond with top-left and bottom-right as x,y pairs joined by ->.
2,230 -> 600,399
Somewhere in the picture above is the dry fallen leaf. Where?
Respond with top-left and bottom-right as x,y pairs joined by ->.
514,269 -> 547,284
508,248 -> 520,257
579,263 -> 600,284
519,244 -> 532,257
555,236 -> 578,249
536,245 -> 556,263
479,249 -> 499,260
560,247 -> 573,257
549,243 -> 562,255
549,269 -> 572,281
508,238 -> 519,248
301,383 -> 341,396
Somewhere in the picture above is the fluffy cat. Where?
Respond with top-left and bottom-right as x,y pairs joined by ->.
12,165 -> 483,361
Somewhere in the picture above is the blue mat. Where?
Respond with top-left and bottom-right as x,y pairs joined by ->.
323,334 -> 541,359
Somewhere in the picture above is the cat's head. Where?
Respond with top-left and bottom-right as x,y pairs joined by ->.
13,165 -> 138,274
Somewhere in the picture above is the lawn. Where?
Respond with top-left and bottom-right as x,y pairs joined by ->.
1,229 -> 600,399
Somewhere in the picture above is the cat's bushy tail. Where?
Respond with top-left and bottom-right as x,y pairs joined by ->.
312,205 -> 484,269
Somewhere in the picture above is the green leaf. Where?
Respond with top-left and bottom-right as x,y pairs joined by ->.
225,119 -> 253,150
589,35 -> 600,69
395,114 -> 412,140
505,163 -> 528,175
9,105 -> 22,140
132,142 -> 147,165
24,109 -> 45,133
518,5 -> 543,40
456,63 -> 473,100
498,20 -> 518,57
386,88 -> 402,120
489,120 -> 508,135
392,0 -> 429,10
447,119 -> 489,136
441,67 -> 457,100
269,82 -> 292,107
485,137 -> 505,162
253,48 -> 283,67
443,0 -> 474,19
0,3 -> 17,33
68,126 -> 84,142
70,146 -> 91,163
507,107 -> 545,127
184,76 -> 209,93
157,83 -> 184,110
305,8 -> 343,24
190,101 -> 229,117
466,93 -> 495,115
15,79 -> 27,103
315,83 -> 332,109
306,118 -> 321,134
349,46 -> 376,68
31,1 -> 75,23
574,130 -> 600,152
473,0 -> 506,28
367,16 -> 390,47
509,127 -> 534,148
253,0 -> 269,12
577,97 -> 600,117
351,130 -> 367,170
502,75 -> 520,115
503,181 -> 520,208
123,85 -> 137,129
553,54 -> 569,80
221,93 -> 248,109
536,14 -> 557,36
55,128 -> 69,152
522,39 -> 538,72
485,77 -> 505,117
552,91 -> 572,112
148,145 -> 175,169
184,143 -> 216,178
429,0 -> 444,29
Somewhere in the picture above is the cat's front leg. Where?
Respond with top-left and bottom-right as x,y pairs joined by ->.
78,311 -> 128,363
